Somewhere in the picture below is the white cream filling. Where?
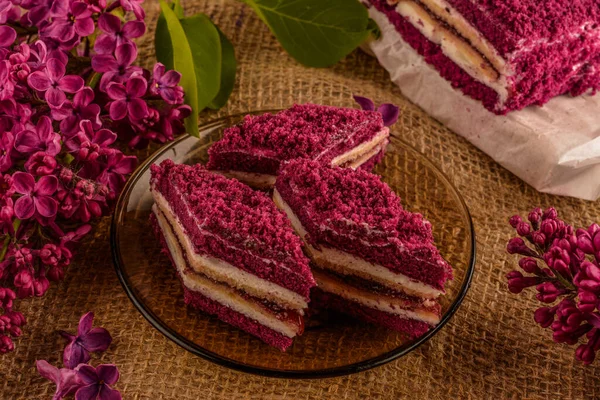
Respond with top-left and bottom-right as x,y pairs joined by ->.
153,205 -> 298,338
330,128 -> 389,167
152,190 -> 309,311
345,139 -> 388,170
395,1 -> 510,105
213,170 -> 277,190
313,269 -> 440,325
273,189 -> 443,299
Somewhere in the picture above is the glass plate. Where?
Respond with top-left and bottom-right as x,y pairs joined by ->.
110,111 -> 475,378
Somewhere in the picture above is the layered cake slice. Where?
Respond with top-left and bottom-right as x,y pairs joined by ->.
367,0 -> 600,114
206,104 -> 390,189
150,160 -> 315,350
273,159 -> 452,337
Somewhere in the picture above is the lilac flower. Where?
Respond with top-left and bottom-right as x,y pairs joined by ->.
25,151 -> 58,176
0,26 -> 16,48
95,13 -> 145,55
91,43 -> 142,91
160,104 -> 191,140
41,1 -> 95,42
65,120 -> 117,161
96,151 -> 137,194
13,172 -> 58,219
119,0 -> 144,20
14,116 -> 61,156
36,360 -> 82,400
52,87 -> 102,135
28,58 -> 84,108
75,364 -> 121,400
0,131 -> 14,172
60,312 -> 112,369
150,63 -> 183,104
0,60 -> 14,101
106,76 -> 148,121
353,95 -> 400,127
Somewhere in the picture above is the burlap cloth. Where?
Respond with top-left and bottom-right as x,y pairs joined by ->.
2,1 -> 600,398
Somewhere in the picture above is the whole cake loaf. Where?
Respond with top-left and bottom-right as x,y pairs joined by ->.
274,159 -> 452,337
150,160 -> 315,351
207,104 -> 390,188
367,0 -> 600,114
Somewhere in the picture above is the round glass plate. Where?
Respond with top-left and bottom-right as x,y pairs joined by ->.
111,111 -> 475,378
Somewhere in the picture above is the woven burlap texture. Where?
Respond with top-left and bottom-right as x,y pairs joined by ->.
2,1 -> 600,398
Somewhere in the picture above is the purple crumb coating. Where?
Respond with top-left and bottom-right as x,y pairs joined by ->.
150,160 -> 315,299
206,104 -> 385,175
311,288 -> 432,338
370,0 -> 600,114
275,159 -> 453,290
150,213 -> 293,351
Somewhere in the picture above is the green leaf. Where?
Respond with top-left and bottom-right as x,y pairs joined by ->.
179,14 -> 222,111
173,0 -> 184,18
208,26 -> 237,110
154,0 -> 183,71
158,0 -> 199,137
243,0 -> 371,68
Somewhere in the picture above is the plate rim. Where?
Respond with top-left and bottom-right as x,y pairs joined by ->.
110,111 -> 476,379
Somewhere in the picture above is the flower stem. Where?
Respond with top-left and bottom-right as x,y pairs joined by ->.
0,220 -> 20,262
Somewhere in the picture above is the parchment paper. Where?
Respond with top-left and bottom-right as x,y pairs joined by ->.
366,5 -> 600,201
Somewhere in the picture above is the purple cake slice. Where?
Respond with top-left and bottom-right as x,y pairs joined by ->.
150,160 -> 315,351
368,0 -> 600,114
273,159 -> 452,336
206,104 -> 390,189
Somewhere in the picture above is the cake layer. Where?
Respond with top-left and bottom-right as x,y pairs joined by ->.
313,268 -> 440,325
273,189 -> 443,298
371,0 -> 600,113
152,206 -> 303,340
206,104 -> 389,184
274,160 -> 452,294
153,190 -> 308,310
150,160 -> 315,299
311,288 -> 431,339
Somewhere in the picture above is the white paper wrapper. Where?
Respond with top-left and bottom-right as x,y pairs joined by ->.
366,6 -> 600,201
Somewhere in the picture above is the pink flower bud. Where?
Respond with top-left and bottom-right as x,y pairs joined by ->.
507,271 -> 541,294
13,270 -> 34,298
576,342 -> 596,364
543,207 -> 558,220
532,231 -> 546,246
0,334 -> 14,353
33,276 -> 50,297
534,306 -> 557,328
509,215 -> 522,228
507,238 -> 538,257
578,291 -> 599,313
536,282 -> 563,303
519,257 -> 541,274
517,222 -> 531,236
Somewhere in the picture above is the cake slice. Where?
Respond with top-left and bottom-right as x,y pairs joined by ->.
206,104 -> 390,189
273,159 -> 452,337
150,160 -> 315,350
367,0 -> 600,114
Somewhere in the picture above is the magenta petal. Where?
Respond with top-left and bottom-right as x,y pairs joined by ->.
12,171 -> 35,194
378,103 -> 400,126
58,75 -> 84,93
27,71 -> 52,91
63,341 -> 90,369
98,13 -> 121,34
34,196 -> 58,218
74,87 -> 94,107
112,155 -> 137,174
91,55 -> 118,73
77,311 -> 94,335
98,385 -> 122,400
75,384 -> 99,400
35,175 -> 58,196
126,76 -> 147,97
152,63 -> 165,80
75,365 -> 98,385
122,20 -> 145,38
106,82 -> 127,100
14,195 -> 35,219
0,26 -> 17,47
127,98 -> 148,120
94,129 -> 117,147
96,364 -> 119,385
79,327 -> 112,352
75,17 -> 95,37
353,95 -> 375,111
109,100 -> 127,120
115,42 -> 136,67
46,58 -> 66,82
14,130 -> 41,154
161,70 -> 181,86
46,87 -> 67,108
94,35 -> 116,54
36,360 -> 60,383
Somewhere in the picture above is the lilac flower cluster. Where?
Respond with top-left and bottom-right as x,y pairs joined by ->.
0,0 -> 188,352
506,207 -> 600,364
37,312 -> 121,400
